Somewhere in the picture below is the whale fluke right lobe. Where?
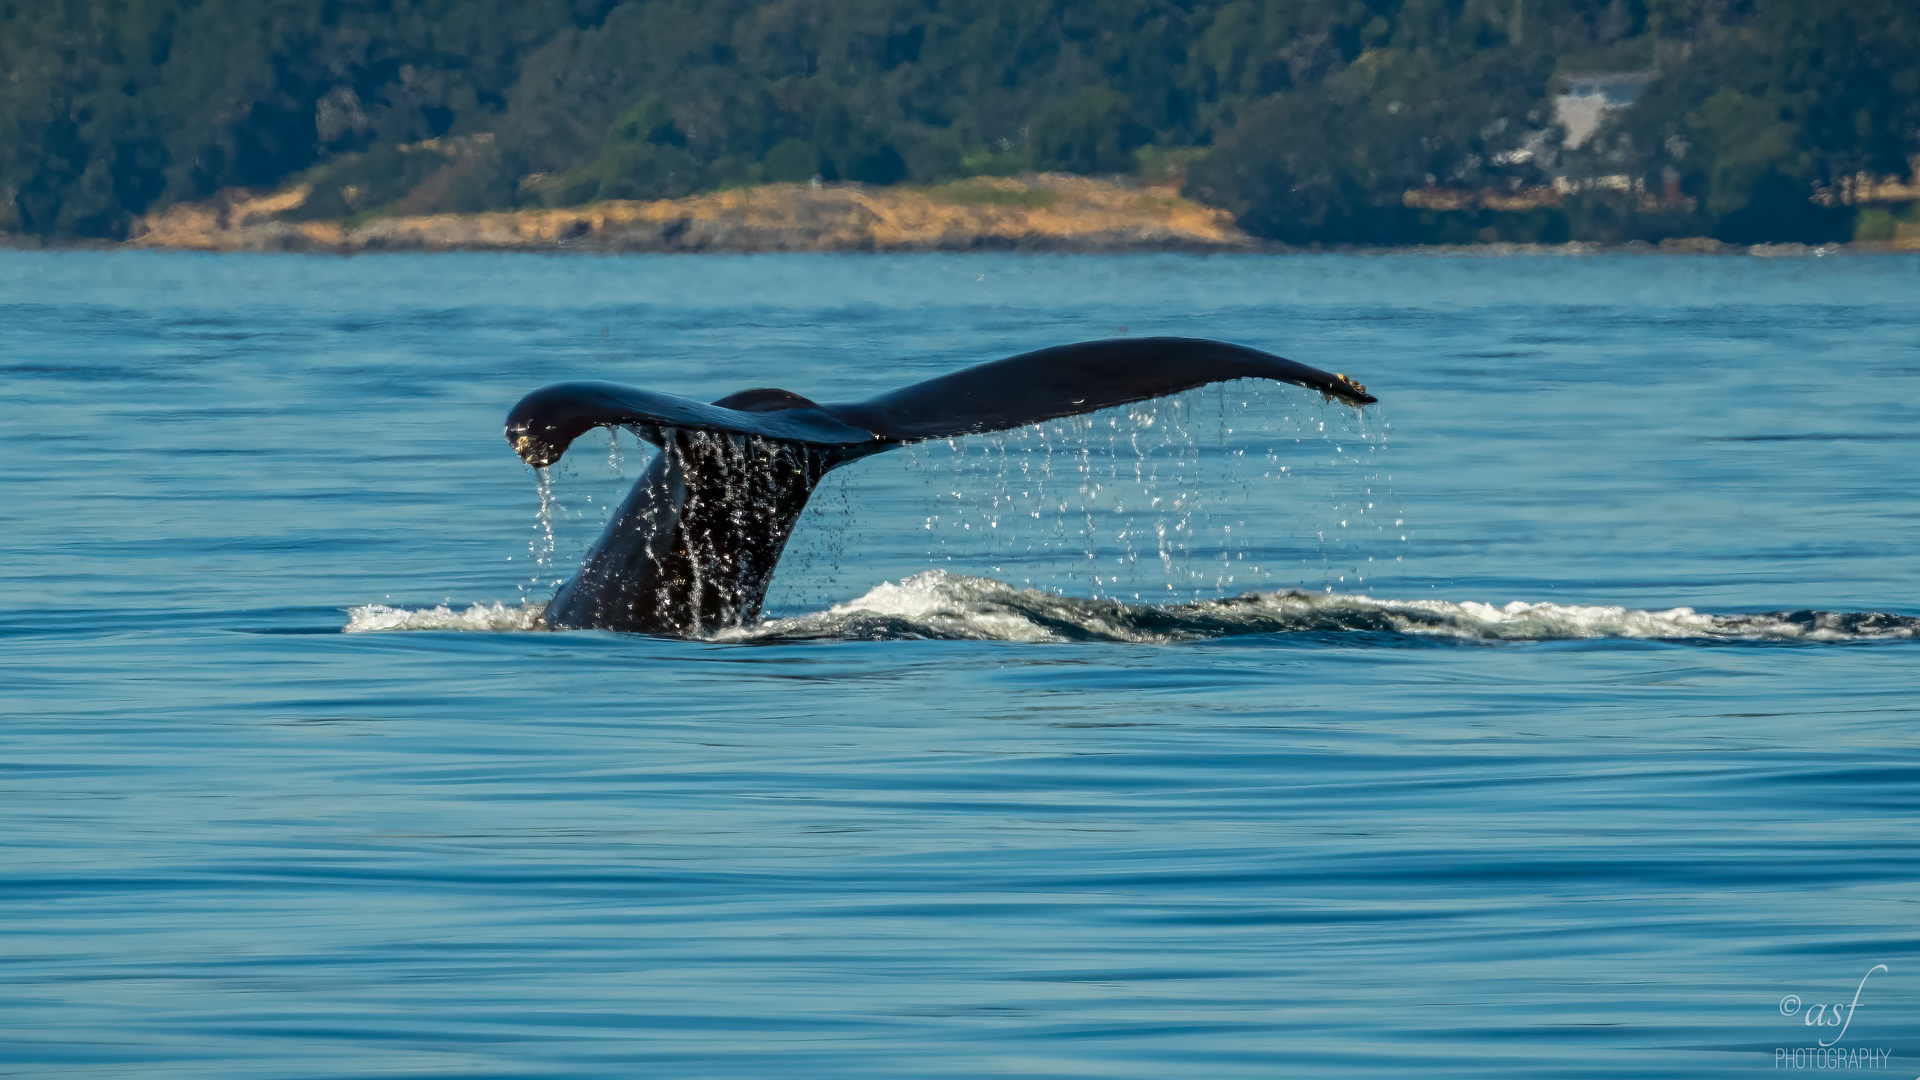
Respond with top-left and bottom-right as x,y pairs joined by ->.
824,337 -> 1374,443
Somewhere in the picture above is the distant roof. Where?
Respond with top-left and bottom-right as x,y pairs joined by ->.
1558,72 -> 1656,106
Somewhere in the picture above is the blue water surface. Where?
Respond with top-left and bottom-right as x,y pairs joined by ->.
3,250 -> 1919,1077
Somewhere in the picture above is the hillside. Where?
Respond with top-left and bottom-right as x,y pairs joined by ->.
3,0 -> 1916,246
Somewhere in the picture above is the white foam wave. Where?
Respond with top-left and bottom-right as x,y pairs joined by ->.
342,573 -> 1916,644
344,600 -> 545,633
732,571 -> 1919,644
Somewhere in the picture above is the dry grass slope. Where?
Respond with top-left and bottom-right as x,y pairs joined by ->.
129,176 -> 1253,253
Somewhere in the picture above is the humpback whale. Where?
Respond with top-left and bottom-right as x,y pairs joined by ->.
506,337 -> 1376,637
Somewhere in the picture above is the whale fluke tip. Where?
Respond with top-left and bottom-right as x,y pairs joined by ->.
1327,373 -> 1375,406
509,430 -> 562,468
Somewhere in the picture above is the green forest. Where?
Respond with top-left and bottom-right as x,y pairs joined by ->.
2,0 -> 1916,244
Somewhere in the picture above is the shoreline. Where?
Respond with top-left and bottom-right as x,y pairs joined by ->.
8,234 -> 1918,257
10,234 -> 1918,257
9,239 -> 1914,257
3,174 -> 1910,257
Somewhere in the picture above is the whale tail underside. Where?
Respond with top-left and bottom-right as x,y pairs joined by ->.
505,337 -> 1377,636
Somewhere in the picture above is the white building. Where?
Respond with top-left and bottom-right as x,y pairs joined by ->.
1553,73 -> 1654,149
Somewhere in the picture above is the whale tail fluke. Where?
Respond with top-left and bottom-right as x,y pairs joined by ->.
506,337 -> 1377,637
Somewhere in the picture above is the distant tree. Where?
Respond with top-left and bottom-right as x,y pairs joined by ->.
1,0 -> 1912,242
1190,43 -> 1560,244
1581,0 -> 1916,242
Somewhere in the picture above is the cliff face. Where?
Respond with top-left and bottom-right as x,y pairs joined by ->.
128,176 -> 1253,253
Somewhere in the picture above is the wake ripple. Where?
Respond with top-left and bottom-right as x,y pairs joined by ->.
345,572 -> 1918,644
735,571 -> 1919,644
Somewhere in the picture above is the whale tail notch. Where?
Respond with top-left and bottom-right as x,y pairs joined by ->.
507,337 -> 1377,636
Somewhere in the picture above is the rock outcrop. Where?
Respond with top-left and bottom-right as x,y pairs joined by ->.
128,175 -> 1254,254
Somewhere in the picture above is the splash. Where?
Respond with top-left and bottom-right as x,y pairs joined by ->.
513,385 -> 1397,618
342,575 -> 1917,643
723,571 -> 1920,645
811,384 -> 1399,607
345,600 -> 545,633
402,386 -> 1901,646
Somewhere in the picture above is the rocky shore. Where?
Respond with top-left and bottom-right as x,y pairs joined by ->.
5,174 -> 1898,255
125,175 -> 1254,254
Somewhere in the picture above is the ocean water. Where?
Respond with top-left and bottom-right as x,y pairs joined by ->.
3,250 -> 1918,1077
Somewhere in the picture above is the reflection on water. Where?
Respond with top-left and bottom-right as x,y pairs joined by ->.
3,250 -> 1919,1078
